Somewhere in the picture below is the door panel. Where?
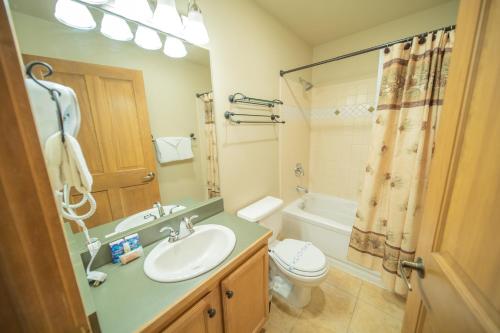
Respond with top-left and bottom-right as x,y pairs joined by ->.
221,246 -> 269,333
402,0 -> 500,332
23,54 -> 161,231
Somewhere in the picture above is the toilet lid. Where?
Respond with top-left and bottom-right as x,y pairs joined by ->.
270,239 -> 326,276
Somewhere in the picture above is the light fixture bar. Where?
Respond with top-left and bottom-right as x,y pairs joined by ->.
71,0 -> 196,47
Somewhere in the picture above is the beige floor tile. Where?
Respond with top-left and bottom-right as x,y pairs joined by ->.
323,267 -> 363,297
348,301 -> 403,333
357,282 -> 406,320
298,283 -> 356,332
290,319 -> 341,333
265,297 -> 302,332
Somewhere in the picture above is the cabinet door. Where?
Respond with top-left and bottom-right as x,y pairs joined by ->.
162,287 -> 223,333
221,246 -> 269,333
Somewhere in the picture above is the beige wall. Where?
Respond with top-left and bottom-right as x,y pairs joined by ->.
200,0 -> 312,212
12,12 -> 212,204
312,1 -> 459,85
308,1 -> 459,201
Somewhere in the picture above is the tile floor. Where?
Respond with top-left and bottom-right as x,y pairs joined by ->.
263,267 -> 406,333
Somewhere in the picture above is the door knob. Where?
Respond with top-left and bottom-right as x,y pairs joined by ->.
398,257 -> 425,291
225,290 -> 234,299
143,172 -> 155,182
207,308 -> 216,318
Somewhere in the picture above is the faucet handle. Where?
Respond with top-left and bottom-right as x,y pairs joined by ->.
183,215 -> 198,231
159,226 -> 178,242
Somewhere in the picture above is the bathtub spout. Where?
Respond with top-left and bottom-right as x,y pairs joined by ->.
296,185 -> 309,194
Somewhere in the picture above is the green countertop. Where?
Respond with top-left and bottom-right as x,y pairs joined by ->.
89,212 -> 270,333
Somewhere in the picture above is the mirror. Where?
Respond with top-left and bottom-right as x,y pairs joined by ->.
9,0 -> 220,239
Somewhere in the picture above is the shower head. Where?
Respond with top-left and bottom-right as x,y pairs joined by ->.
299,77 -> 314,92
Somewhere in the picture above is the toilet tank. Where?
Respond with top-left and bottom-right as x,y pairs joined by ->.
237,196 -> 283,243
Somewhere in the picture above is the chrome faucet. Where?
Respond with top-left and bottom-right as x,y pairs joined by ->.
296,185 -> 309,194
168,204 -> 180,215
158,215 -> 199,243
153,202 -> 166,217
178,215 -> 198,238
159,226 -> 178,243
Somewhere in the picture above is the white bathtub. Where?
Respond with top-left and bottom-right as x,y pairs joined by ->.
281,193 -> 382,285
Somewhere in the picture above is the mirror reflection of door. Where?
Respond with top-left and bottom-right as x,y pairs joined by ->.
23,54 -> 161,231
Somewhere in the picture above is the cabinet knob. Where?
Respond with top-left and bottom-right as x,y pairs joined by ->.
225,290 -> 234,299
207,308 -> 216,318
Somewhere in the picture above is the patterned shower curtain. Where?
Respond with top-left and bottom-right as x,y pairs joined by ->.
347,30 -> 454,295
201,93 -> 220,198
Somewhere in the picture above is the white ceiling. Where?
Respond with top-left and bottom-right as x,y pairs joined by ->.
253,0 -> 452,46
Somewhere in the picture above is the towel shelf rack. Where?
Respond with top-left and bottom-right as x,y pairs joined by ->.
224,111 -> 285,124
228,93 -> 283,108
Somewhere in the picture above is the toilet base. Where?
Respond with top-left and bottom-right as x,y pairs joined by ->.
285,284 -> 312,308
269,259 -> 328,308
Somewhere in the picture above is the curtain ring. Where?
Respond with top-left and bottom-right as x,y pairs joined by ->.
384,46 -> 390,54
418,35 -> 426,44
404,42 -> 411,50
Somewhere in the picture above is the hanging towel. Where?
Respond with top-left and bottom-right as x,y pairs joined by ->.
154,137 -> 194,164
44,132 -> 93,193
25,79 -> 81,143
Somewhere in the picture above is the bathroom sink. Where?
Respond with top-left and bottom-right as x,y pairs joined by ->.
114,205 -> 185,233
144,224 -> 236,282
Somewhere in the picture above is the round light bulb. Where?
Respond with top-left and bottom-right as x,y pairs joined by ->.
54,0 -> 96,30
163,36 -> 187,58
134,26 -> 162,50
100,14 -> 133,41
184,10 -> 209,45
153,0 -> 183,34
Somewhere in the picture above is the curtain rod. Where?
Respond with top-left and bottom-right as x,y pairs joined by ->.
280,25 -> 456,77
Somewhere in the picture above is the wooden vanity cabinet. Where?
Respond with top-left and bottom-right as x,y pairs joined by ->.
160,246 -> 269,333
221,246 -> 269,333
161,287 -> 223,333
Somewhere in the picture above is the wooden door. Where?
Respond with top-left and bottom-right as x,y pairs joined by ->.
402,0 -> 500,332
23,54 -> 160,231
162,287 -> 223,333
221,246 -> 269,333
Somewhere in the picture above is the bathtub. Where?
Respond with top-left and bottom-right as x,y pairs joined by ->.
281,193 -> 382,285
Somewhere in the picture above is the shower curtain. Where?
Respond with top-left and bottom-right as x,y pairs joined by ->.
347,29 -> 454,295
201,93 -> 221,198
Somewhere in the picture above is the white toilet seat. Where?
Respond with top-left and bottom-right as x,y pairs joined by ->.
269,239 -> 328,279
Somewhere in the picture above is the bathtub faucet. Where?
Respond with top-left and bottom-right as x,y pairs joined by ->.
296,185 -> 309,194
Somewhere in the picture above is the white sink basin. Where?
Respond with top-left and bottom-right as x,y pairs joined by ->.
114,205 -> 185,233
144,224 -> 236,282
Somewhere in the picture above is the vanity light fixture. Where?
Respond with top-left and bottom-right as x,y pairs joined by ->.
54,0 -> 96,30
153,0 -> 183,35
163,36 -> 187,58
54,0 -> 210,57
135,26 -> 163,50
100,14 -> 133,41
184,0 -> 209,45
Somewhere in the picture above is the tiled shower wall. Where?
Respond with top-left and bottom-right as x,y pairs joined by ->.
309,77 -> 377,201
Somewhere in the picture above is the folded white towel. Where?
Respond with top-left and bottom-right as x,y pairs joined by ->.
154,137 -> 194,164
44,132 -> 93,193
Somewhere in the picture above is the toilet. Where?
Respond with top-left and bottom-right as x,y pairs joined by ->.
237,196 -> 328,308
